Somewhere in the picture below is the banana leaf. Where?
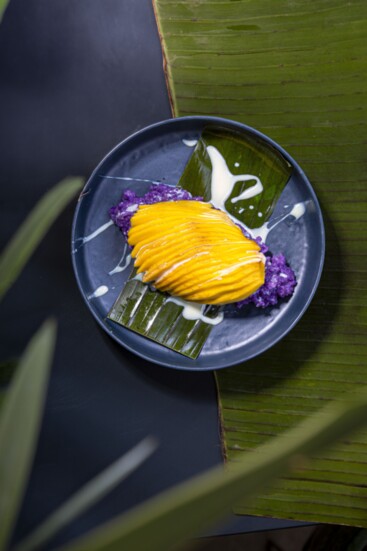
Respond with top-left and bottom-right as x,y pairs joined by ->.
179,125 -> 292,227
108,125 -> 291,357
153,0 -> 367,527
108,269 -> 219,358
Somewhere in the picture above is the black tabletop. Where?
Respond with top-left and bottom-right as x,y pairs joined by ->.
0,1 -> 307,548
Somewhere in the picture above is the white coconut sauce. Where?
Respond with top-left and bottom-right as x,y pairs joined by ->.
155,252 -> 209,283
77,220 -> 114,245
215,255 -> 265,276
182,139 -> 198,147
206,146 -> 263,209
290,202 -> 306,219
100,175 -> 161,185
206,145 -> 306,243
109,252 -> 132,275
250,201 -> 307,242
88,285 -> 109,299
166,296 -> 224,325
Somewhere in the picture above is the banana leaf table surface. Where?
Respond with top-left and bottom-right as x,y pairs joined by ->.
0,1 -> 336,548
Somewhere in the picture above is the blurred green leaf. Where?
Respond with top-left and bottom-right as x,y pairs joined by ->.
0,177 -> 83,301
0,391 -> 6,412
0,320 -> 56,551
0,0 -> 10,22
348,529 -> 367,551
0,360 -> 18,414
0,360 -> 17,387
14,437 -> 158,551
57,389 -> 367,551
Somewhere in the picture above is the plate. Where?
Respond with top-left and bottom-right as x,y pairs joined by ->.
71,116 -> 325,370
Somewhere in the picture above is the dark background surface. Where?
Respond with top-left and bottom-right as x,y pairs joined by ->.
0,1 -> 305,548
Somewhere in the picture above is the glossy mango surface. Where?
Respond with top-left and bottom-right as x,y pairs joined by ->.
128,201 -> 265,305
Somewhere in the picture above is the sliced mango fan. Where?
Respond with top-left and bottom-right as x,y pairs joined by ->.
128,200 -> 265,305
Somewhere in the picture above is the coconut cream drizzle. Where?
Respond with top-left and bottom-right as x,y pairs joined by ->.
213,255 -> 265,279
166,296 -> 224,325
182,139 -> 198,147
206,145 -> 306,243
99,175 -> 161,185
206,146 -> 263,210
76,220 -> 114,245
290,202 -> 306,219
108,243 -> 132,275
88,285 -> 109,299
250,201 -> 307,242
155,252 -> 209,284
109,254 -> 131,275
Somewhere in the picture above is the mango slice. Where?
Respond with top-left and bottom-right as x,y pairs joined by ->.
127,201 -> 265,305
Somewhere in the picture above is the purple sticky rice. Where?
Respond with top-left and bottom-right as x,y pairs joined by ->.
237,252 -> 297,309
109,183 -> 202,237
109,183 -> 297,309
233,228 -> 297,308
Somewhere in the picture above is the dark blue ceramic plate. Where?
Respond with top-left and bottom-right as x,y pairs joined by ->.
71,116 -> 325,370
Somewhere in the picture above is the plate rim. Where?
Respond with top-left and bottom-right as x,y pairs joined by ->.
71,115 -> 325,371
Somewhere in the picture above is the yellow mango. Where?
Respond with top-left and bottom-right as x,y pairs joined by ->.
170,255 -> 263,292
170,262 -> 264,304
127,201 -> 265,304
